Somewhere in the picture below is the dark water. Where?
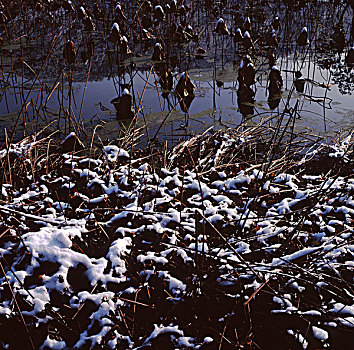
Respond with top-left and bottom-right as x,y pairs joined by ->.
0,0 -> 353,147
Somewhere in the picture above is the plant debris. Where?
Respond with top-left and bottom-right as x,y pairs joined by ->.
0,127 -> 353,349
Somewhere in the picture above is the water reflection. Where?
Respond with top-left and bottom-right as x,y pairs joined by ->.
0,0 -> 353,147
237,85 -> 255,119
175,72 -> 195,113
267,94 -> 281,110
110,89 -> 135,120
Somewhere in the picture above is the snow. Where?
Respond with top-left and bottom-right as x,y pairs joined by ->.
122,88 -> 130,96
0,132 -> 353,349
103,145 -> 129,162
107,238 -> 131,267
338,317 -> 354,327
188,242 -> 209,253
0,137 -> 35,159
144,324 -> 183,344
287,329 -> 308,349
203,336 -> 213,343
272,247 -> 320,266
111,23 -> 119,32
137,252 -> 168,265
23,286 -> 50,316
176,336 -> 194,347
329,303 -> 354,316
328,135 -> 352,158
302,310 -> 321,316
40,338 -> 66,350
312,326 -> 328,341
154,5 -> 164,12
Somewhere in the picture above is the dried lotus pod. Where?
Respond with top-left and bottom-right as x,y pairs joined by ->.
297,27 -> 309,46
214,18 -> 230,35
110,89 -> 135,119
63,40 -> 76,66
152,42 -> 164,61
268,66 -> 283,95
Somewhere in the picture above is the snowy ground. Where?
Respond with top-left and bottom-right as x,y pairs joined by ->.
0,129 -> 353,349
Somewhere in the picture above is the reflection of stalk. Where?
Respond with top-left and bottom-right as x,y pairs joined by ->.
20,36 -> 27,135
68,58 -> 76,133
116,41 -> 120,68
1,29 -> 63,201
322,70 -> 332,132
288,100 -> 299,156
153,98 -> 181,141
128,67 -> 153,177
68,65 -> 73,133
10,51 -> 18,105
152,66 -> 163,112
0,41 -> 3,72
78,55 -> 92,127
221,35 -> 224,69
213,34 -> 217,112
19,82 -> 27,136
35,83 -> 44,136
59,71 -> 64,132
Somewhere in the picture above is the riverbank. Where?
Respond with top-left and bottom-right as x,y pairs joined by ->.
0,126 -> 353,349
